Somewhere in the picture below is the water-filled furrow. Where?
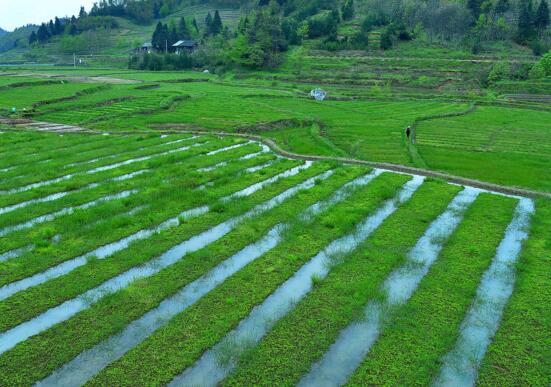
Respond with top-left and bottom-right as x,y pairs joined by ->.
0,168 -> 332,356
0,245 -> 35,263
169,175 -> 425,387
0,139 -> 208,195
0,170 -> 149,216
196,146 -> 268,173
206,142 -> 251,156
0,137 -> 110,170
86,142 -> 207,174
239,144 -> 271,159
197,161 -> 229,172
65,155 -> 117,169
223,162 -> 313,201
298,187 -> 481,387
36,170 -> 381,386
2,135 -> 165,176
434,198 -> 534,387
245,161 -> 274,174
0,163 -> 313,301
0,190 -> 138,239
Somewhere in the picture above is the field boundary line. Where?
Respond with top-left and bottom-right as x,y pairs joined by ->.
149,128 -> 551,200
1,118 -> 549,200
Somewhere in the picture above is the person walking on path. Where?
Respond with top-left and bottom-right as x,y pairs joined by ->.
406,126 -> 412,140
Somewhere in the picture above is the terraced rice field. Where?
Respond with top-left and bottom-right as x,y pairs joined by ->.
0,129 -> 549,386
415,105 -> 551,192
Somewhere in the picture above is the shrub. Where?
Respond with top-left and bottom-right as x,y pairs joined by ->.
487,62 -> 511,84
528,61 -> 546,79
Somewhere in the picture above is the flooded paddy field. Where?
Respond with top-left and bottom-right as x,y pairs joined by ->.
0,130 -> 548,386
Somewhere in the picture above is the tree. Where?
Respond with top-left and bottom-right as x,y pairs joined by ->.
54,17 -> 63,35
205,12 -> 213,34
152,21 -> 168,51
467,0 -> 484,20
192,18 -> 199,33
535,0 -> 550,30
380,27 -> 393,50
48,20 -> 56,36
178,17 -> 190,39
168,20 -> 178,48
518,0 -> 535,41
494,0 -> 510,14
36,23 -> 50,43
342,0 -> 354,21
68,23 -> 78,36
28,31 -> 37,45
232,4 -> 288,68
79,6 -> 87,18
159,4 -> 170,18
211,10 -> 223,35
540,51 -> 551,74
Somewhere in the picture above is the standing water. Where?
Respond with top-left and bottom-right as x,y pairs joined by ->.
169,175 -> 425,387
0,169 -> 149,216
299,186 -> 481,387
0,168 -> 332,356
36,170 -> 382,386
1,139 -> 207,195
0,189 -> 138,239
435,197 -> 534,387
0,163 -> 313,302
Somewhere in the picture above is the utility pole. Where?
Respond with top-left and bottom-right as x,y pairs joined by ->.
165,40 -> 168,54
73,52 -> 76,68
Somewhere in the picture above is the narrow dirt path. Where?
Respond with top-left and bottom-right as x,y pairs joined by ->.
1,117 -> 549,200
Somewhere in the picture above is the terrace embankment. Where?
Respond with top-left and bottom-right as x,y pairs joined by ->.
1,117 -> 550,200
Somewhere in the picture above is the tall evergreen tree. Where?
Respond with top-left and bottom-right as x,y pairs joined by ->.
178,17 -> 190,39
494,0 -> 510,14
467,0 -> 484,19
54,17 -> 63,35
79,6 -> 87,18
342,0 -> 354,21
48,20 -> 56,36
211,10 -> 223,35
205,12 -> 213,34
168,20 -> 179,47
152,21 -> 168,51
28,31 -> 37,45
36,23 -> 50,43
192,17 -> 199,33
518,0 -> 535,40
535,0 -> 550,30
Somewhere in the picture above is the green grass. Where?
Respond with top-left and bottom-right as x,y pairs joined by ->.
0,127 -> 546,386
0,82 -> 96,111
477,198 -> 551,385
2,63 -> 550,194
224,178 -> 462,385
416,106 -> 551,192
85,172 -> 410,386
348,193 -> 517,385
0,161 -> 349,385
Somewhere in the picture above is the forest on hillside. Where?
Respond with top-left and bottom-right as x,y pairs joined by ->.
2,0 -> 551,71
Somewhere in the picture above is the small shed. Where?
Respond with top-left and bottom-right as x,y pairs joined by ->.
172,40 -> 198,54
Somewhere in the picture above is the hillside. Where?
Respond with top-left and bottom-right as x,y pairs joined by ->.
0,0 -> 549,68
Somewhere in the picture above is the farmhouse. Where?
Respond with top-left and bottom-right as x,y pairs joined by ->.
172,40 -> 198,55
